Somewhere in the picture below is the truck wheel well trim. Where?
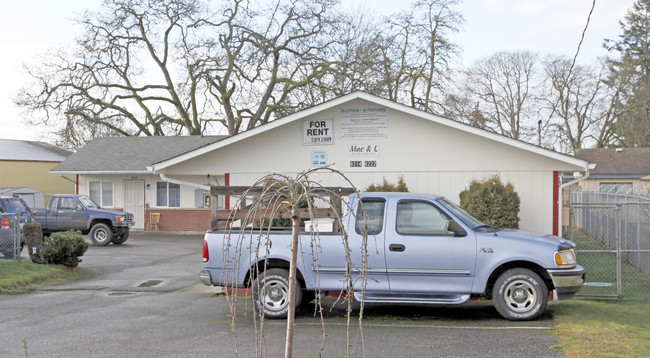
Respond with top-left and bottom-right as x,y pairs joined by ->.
245,259 -> 307,290
485,261 -> 554,297
90,218 -> 113,228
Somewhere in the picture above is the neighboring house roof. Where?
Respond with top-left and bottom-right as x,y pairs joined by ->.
0,138 -> 71,162
575,148 -> 650,179
150,91 -> 589,172
50,136 -> 226,174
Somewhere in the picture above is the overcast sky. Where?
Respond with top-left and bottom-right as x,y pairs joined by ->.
0,0 -> 633,143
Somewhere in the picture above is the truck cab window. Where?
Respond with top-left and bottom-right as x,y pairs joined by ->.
355,199 -> 385,235
396,201 -> 450,235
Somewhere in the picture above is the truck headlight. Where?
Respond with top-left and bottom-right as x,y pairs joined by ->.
116,216 -> 123,222
554,249 -> 577,269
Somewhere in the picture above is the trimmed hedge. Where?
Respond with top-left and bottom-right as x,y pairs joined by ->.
365,176 -> 409,192
42,231 -> 89,267
23,222 -> 45,264
459,175 -> 520,229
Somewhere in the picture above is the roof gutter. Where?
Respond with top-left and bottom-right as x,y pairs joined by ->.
159,173 -> 210,191
557,163 -> 596,237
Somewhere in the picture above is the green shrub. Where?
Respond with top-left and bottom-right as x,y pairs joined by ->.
23,222 -> 45,264
365,176 -> 409,192
42,231 -> 89,267
459,175 -> 520,229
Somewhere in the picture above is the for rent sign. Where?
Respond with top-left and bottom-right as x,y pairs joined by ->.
303,119 -> 334,145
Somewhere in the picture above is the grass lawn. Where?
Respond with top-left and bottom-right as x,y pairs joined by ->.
0,259 -> 90,294
552,300 -> 650,357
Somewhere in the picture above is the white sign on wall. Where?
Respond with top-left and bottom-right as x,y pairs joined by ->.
340,107 -> 388,140
303,119 -> 334,145
347,143 -> 380,157
311,150 -> 328,167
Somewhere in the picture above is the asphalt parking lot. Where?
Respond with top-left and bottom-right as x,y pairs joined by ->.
0,232 -> 563,357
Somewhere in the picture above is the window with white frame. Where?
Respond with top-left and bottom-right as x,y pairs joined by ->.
599,182 -> 633,194
89,181 -> 113,207
157,182 -> 180,207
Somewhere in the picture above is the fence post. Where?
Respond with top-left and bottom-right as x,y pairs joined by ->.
615,204 -> 622,299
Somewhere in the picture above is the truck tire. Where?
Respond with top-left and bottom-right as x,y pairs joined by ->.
112,230 -> 129,245
492,268 -> 548,321
90,223 -> 113,246
252,268 -> 302,319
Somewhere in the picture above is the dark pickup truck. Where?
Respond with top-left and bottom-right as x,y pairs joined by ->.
34,194 -> 134,246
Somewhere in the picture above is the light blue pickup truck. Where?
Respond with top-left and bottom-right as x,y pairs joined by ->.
200,192 -> 584,321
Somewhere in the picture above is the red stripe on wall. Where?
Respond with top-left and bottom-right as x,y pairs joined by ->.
553,171 -> 559,236
225,173 -> 230,210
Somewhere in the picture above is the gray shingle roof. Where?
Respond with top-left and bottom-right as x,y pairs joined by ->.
0,139 -> 72,162
576,148 -> 650,178
50,136 -> 226,173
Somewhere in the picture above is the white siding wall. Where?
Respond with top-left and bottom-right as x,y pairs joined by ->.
158,99 -> 571,234
78,174 -> 225,209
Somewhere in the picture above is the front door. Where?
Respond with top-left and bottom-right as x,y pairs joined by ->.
123,180 -> 145,230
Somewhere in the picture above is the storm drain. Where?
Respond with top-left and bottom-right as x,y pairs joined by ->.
138,280 -> 163,288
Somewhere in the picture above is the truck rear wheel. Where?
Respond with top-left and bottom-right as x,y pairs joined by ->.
492,268 -> 548,321
252,268 -> 301,319
90,223 -> 113,246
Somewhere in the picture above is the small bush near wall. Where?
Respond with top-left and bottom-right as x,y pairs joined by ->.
365,176 -> 409,192
42,231 -> 89,267
459,175 -> 521,229
23,222 -> 45,264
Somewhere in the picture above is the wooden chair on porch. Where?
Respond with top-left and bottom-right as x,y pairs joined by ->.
146,213 -> 160,231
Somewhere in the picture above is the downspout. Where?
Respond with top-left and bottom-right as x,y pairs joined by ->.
557,164 -> 595,238
158,173 -> 210,190
59,174 -> 79,194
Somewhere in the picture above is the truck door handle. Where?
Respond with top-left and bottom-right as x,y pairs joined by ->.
389,244 -> 405,252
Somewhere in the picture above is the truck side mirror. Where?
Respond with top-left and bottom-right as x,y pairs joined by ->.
447,220 -> 467,237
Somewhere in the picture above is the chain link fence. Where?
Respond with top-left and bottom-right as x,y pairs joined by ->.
0,212 -> 22,260
567,190 -> 650,299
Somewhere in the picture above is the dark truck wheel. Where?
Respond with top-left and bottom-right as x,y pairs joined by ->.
90,223 -> 113,246
112,230 -> 129,245
493,268 -> 548,321
252,268 -> 301,319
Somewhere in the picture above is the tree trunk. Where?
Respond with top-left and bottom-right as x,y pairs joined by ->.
284,212 -> 300,358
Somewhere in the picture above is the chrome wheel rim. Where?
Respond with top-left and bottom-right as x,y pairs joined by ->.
504,279 -> 537,313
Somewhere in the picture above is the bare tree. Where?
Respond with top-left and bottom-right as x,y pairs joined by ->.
463,50 -> 539,140
17,0 -> 346,149
541,56 -> 623,152
220,168 -> 369,357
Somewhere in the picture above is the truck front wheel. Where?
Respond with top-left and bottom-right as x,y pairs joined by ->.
90,223 -> 113,246
252,268 -> 302,319
492,268 -> 548,321
112,230 -> 129,245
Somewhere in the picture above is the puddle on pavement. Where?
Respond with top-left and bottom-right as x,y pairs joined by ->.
138,279 -> 163,288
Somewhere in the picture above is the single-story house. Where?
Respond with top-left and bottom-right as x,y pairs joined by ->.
51,92 -> 589,234
575,148 -> 650,195
0,138 -> 74,207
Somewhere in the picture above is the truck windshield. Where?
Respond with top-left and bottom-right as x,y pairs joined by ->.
78,196 -> 100,209
438,198 -> 485,230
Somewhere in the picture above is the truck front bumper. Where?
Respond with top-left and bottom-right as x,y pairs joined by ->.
547,265 -> 585,300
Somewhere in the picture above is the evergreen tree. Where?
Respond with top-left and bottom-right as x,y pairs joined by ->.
604,0 -> 650,147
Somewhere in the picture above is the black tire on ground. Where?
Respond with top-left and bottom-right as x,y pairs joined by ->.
112,230 -> 129,245
492,268 -> 548,321
252,268 -> 302,319
89,223 -> 113,246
